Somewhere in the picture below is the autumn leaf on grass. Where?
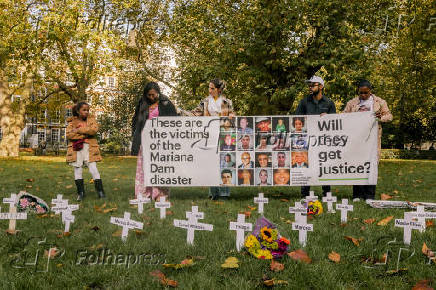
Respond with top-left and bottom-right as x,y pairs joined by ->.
377,216 -> 394,226
364,219 -> 375,224
94,203 -> 107,213
422,243 -> 435,261
103,207 -> 117,214
89,179 -> 94,184
247,205 -> 256,211
44,247 -> 61,259
150,270 -> 178,288
65,185 -> 73,189
263,278 -> 289,287
280,199 -> 290,202
344,236 -> 364,246
240,211 -> 251,218
328,251 -> 341,263
57,232 -> 71,238
37,214 -> 49,218
26,178 -> 34,182
381,194 -> 393,200
426,220 -> 434,228
221,257 -> 239,269
393,190 -> 399,195
112,230 -> 122,237
288,249 -> 312,264
412,279 -> 433,290
164,258 -> 194,269
270,260 -> 284,272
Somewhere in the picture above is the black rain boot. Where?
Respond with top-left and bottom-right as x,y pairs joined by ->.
94,179 -> 106,198
75,179 -> 85,201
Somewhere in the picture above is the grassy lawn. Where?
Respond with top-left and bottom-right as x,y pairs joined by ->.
0,156 -> 435,289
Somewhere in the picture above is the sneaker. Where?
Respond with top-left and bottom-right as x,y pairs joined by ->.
352,198 -> 361,202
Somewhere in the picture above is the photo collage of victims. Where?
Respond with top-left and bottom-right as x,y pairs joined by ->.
219,116 -> 309,186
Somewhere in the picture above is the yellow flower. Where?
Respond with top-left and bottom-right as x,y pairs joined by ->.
256,249 -> 273,260
260,226 -> 274,243
245,235 -> 260,249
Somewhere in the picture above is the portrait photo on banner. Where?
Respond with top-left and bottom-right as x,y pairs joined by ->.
237,116 -> 254,134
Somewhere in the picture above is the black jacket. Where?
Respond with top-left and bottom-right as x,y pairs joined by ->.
295,95 -> 336,115
131,95 -> 178,156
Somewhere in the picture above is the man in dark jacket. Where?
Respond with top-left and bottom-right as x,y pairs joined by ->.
295,76 -> 336,198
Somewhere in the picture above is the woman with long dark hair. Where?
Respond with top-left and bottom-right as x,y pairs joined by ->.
131,82 -> 178,200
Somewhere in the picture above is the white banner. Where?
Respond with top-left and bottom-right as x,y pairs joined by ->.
143,112 -> 378,186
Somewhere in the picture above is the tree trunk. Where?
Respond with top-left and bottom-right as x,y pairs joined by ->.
0,71 -> 32,157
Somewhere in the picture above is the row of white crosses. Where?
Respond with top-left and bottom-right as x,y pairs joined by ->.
395,205 -> 436,245
129,193 -> 171,219
0,193 -> 27,234
51,195 -> 79,233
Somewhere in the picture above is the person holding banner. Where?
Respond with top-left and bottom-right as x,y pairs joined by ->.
192,78 -> 235,200
343,80 -> 393,200
131,82 -> 178,200
295,76 -> 336,197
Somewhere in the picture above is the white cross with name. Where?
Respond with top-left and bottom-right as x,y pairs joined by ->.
110,212 -> 144,242
305,191 -> 318,202
407,205 -> 436,233
322,192 -> 337,213
395,212 -> 424,245
174,209 -> 213,245
129,193 -> 151,214
2,194 -> 27,234
186,206 -> 204,220
155,197 -> 171,219
229,214 -> 253,251
289,201 -> 307,223
52,194 -> 67,206
336,199 -> 353,223
291,213 -> 313,247
254,193 -> 269,214
62,210 -> 75,233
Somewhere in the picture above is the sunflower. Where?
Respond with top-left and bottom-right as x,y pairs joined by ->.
260,226 -> 277,243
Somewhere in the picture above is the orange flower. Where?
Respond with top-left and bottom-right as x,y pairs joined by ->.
279,237 -> 290,245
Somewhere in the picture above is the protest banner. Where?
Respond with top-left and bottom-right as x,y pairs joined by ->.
143,112 -> 378,186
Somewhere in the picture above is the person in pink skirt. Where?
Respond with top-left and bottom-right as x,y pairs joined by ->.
131,82 -> 178,200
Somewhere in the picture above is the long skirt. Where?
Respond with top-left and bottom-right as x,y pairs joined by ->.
135,146 -> 169,200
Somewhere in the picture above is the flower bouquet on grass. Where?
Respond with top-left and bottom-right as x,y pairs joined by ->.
244,217 -> 290,260
16,192 -> 49,214
306,200 -> 323,216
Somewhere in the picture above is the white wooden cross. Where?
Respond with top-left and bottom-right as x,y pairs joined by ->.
305,191 -> 318,202
129,193 -> 151,214
154,196 -> 171,219
407,205 -> 436,233
254,193 -> 269,214
229,214 -> 253,251
52,194 -> 67,206
322,192 -> 337,213
62,210 -> 75,233
289,201 -> 307,223
186,206 -> 204,220
395,212 -> 424,245
291,213 -> 313,247
174,207 -> 213,245
110,212 -> 144,242
2,194 -> 27,234
336,199 -> 353,223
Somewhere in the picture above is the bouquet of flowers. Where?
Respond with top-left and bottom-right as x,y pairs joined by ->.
244,217 -> 290,260
16,192 -> 49,214
306,200 -> 323,216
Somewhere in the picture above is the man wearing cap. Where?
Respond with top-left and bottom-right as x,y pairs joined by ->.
295,76 -> 336,197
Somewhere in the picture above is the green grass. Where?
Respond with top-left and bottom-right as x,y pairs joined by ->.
0,156 -> 435,289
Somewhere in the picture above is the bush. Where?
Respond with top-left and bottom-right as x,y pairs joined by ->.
381,149 -> 436,160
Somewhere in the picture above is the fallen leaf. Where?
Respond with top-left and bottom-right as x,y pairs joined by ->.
26,185 -> 32,189
285,220 -> 292,224
344,236 -> 363,246
91,226 -> 100,232
240,211 -> 251,218
263,279 -> 289,286
150,270 -> 165,279
377,216 -> 394,226
44,247 -> 60,259
65,185 -> 73,189
56,264 -> 63,268
149,270 -> 178,287
37,214 -> 49,218
364,218 -> 375,224
57,232 -> 71,238
288,249 -> 312,264
381,194 -> 393,200
426,220 -> 434,228
221,257 -> 239,269
376,253 -> 388,264
112,178 -> 119,182
112,230 -> 122,237
247,205 -> 256,211
26,178 -> 34,182
164,258 -> 194,269
393,190 -> 399,195
412,279 -> 433,290
270,260 -> 284,271
280,199 -> 290,202
166,210 -> 174,215
89,179 -> 94,184
328,251 -> 341,263
103,208 -> 117,214
422,243 -> 435,258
